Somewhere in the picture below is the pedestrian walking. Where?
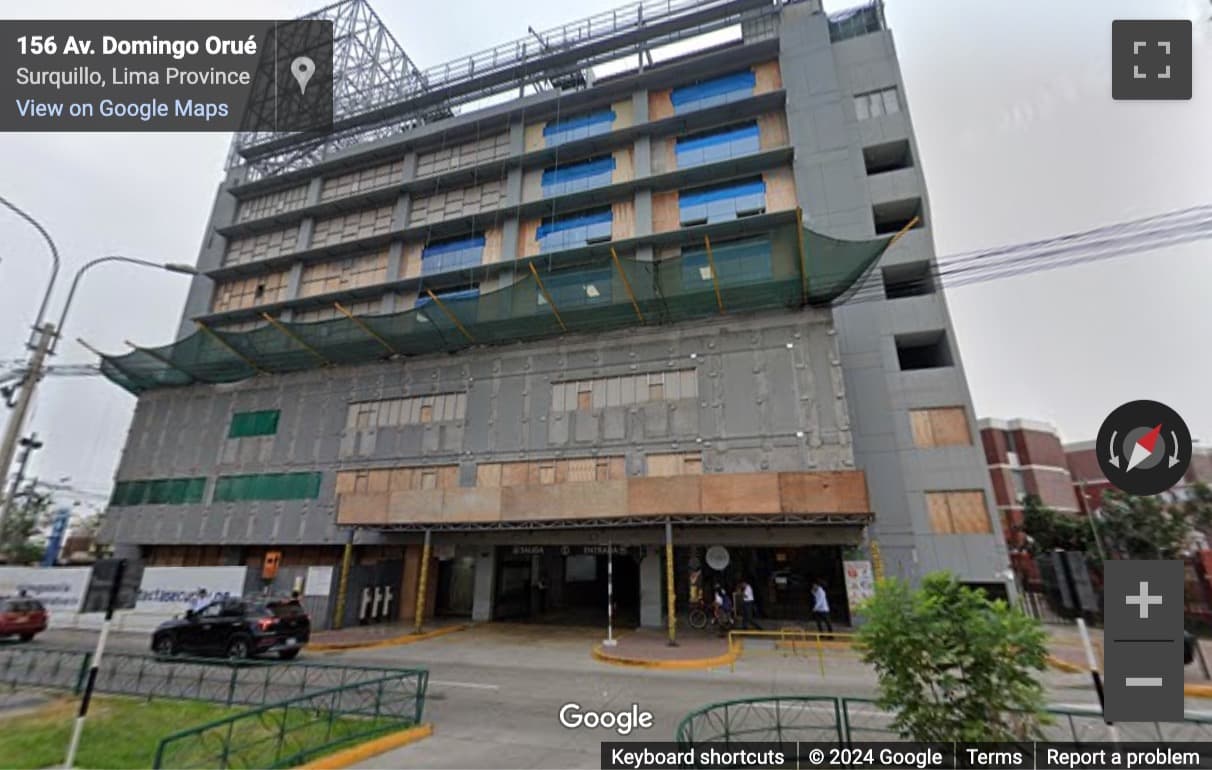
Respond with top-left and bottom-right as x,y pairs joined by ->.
810,579 -> 833,634
738,579 -> 762,630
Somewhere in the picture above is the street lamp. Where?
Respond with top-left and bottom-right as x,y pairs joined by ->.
52,255 -> 198,353
0,252 -> 199,535
0,193 -> 60,347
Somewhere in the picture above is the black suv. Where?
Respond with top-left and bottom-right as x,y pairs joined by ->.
151,597 -> 310,660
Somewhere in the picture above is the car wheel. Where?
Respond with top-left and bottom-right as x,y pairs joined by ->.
226,636 -> 252,660
18,633 -> 34,643
154,634 -> 178,657
278,648 -> 300,661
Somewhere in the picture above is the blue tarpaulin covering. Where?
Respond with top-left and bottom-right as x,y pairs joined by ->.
536,208 -> 613,238
676,123 -> 759,154
679,179 -> 766,207
542,156 -> 616,186
671,70 -> 756,112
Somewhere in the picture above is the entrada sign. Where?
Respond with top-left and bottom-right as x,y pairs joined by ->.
510,545 -> 631,556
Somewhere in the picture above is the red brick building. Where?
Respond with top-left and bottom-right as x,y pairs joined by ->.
979,418 -> 1082,549
1066,441 -> 1212,515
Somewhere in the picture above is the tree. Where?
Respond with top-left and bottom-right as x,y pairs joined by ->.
856,572 -> 1049,741
1018,494 -> 1092,555
1099,485 -> 1212,560
0,488 -> 51,564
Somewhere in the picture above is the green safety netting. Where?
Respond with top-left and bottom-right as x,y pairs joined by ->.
99,223 -> 895,394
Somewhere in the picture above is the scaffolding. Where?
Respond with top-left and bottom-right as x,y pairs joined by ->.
229,0 -> 778,180
99,223 -> 894,394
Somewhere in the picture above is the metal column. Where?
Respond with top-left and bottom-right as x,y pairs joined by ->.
414,530 -> 432,634
665,520 -> 677,646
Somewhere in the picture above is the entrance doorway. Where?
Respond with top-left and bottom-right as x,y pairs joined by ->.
493,545 -> 640,625
676,545 -> 850,625
435,555 -> 476,617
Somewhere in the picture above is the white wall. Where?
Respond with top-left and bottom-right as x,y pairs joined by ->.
0,565 -> 248,633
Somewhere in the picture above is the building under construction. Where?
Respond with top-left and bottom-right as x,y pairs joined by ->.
97,0 -> 1011,629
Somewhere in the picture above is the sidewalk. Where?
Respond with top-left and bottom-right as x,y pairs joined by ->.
309,619 -> 468,651
592,628 -> 737,669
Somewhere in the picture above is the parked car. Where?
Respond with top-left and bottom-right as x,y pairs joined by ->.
0,596 -> 48,642
151,597 -> 310,660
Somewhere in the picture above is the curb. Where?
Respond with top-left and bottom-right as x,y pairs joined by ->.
591,640 -> 741,670
296,723 -> 433,769
1046,656 -> 1212,699
309,624 -> 468,652
773,639 -> 857,652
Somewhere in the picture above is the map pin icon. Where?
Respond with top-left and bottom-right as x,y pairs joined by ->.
290,56 -> 315,96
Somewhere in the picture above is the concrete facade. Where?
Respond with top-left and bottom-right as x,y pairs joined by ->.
100,0 -> 1014,624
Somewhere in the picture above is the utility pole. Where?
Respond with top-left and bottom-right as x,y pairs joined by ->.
0,434 -> 43,554
0,323 -> 54,537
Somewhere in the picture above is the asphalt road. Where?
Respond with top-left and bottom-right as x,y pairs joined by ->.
17,625 -> 1212,769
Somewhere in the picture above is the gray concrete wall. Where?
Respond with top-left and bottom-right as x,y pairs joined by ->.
101,309 -> 852,546
777,4 -> 1011,590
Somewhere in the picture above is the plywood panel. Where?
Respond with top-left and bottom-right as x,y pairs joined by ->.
629,476 -> 701,515
910,410 -> 935,448
501,462 -> 530,487
524,123 -> 545,152
778,471 -> 870,513
703,473 -> 781,513
648,89 -> 674,122
335,471 -> 357,495
612,200 -> 635,240
611,98 -> 634,130
401,241 -> 423,279
517,218 -> 541,258
652,191 -> 680,234
764,166 -> 797,212
612,147 -> 634,184
476,463 -> 502,487
931,408 -> 972,446
437,466 -> 460,489
926,492 -> 952,533
441,488 -> 502,522
646,454 -> 682,477
367,469 -> 391,493
948,491 -> 992,534
754,60 -> 783,93
483,225 -> 504,265
758,111 -> 789,150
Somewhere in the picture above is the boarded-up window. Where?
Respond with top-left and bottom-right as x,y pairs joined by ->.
336,465 -> 459,494
926,491 -> 992,534
577,390 -> 593,411
555,369 -> 698,411
646,453 -> 703,477
910,407 -> 971,448
345,393 -> 466,430
477,457 -> 624,486
420,470 -> 437,489
419,404 -> 433,423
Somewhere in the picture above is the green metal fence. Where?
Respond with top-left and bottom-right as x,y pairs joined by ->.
677,696 -> 1212,748
0,646 -> 427,710
152,673 -> 424,769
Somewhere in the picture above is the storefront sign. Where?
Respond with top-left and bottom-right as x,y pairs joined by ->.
0,566 -> 90,624
509,545 -> 631,556
843,560 -> 875,609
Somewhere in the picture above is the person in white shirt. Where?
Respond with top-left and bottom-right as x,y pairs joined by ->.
188,588 -> 211,614
811,579 -> 833,633
738,579 -> 762,630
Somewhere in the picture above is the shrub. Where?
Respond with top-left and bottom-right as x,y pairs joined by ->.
856,572 -> 1049,741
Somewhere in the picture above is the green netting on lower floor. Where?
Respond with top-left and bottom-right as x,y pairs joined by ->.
100,222 -> 894,394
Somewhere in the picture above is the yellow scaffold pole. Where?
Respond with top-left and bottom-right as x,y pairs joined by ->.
195,321 -> 266,374
262,313 -> 331,366
529,262 -> 568,332
414,530 -> 432,634
332,530 -> 356,630
610,247 -> 645,322
335,302 -> 399,356
424,289 -> 476,343
887,215 -> 921,250
665,520 -> 677,646
703,235 -> 725,315
795,207 -> 809,301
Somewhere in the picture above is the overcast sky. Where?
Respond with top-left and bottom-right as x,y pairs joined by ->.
1,0 -> 1209,511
